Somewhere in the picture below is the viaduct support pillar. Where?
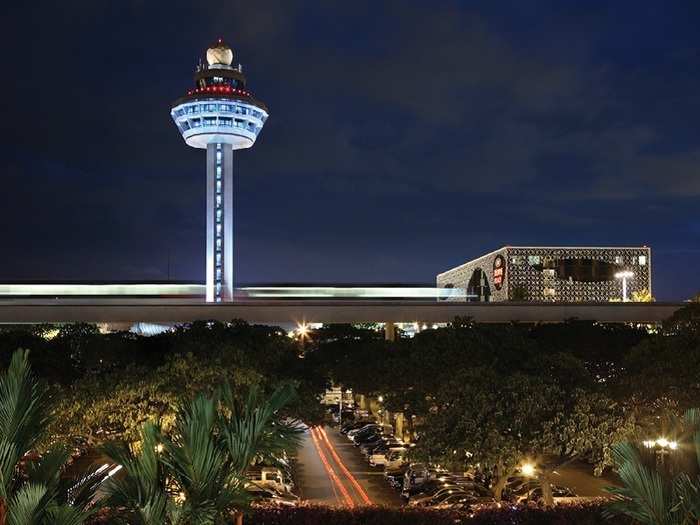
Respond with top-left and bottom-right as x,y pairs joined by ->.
384,322 -> 396,341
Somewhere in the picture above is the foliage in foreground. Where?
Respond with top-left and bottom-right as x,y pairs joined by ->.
101,383 -> 303,525
604,408 -> 700,525
0,350 -> 106,524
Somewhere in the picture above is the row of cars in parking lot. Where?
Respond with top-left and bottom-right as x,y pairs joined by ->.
340,417 -> 577,510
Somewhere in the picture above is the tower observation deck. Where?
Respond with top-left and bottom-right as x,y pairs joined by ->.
171,39 -> 268,302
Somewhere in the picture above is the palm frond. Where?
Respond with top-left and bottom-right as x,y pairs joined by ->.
6,483 -> 47,525
101,422 -> 168,523
603,443 -> 674,525
219,383 -> 302,474
44,504 -> 92,525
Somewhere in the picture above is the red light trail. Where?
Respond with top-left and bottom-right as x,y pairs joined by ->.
309,427 -> 354,507
317,426 -> 373,506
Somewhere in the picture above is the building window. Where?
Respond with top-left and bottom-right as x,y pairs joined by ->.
511,256 -> 523,265
639,255 -> 647,266
615,256 -> 623,264
528,255 -> 541,266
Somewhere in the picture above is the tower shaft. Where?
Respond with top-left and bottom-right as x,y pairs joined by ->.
206,143 -> 234,302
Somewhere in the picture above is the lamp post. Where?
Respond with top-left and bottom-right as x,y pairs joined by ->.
643,437 -> 678,468
614,271 -> 634,302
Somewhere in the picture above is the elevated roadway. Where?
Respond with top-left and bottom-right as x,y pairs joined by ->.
0,298 -> 685,325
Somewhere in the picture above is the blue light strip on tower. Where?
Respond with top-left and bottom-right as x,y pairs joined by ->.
215,143 -> 224,302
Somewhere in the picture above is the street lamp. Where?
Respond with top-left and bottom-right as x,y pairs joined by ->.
614,271 -> 634,302
643,437 -> 678,467
520,462 -> 536,477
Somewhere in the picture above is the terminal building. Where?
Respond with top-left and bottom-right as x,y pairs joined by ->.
437,246 -> 652,303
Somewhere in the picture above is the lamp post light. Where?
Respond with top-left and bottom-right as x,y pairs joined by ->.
614,271 -> 634,302
520,462 -> 536,477
643,437 -> 678,468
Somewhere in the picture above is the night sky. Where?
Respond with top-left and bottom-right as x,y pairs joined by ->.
2,1 -> 699,300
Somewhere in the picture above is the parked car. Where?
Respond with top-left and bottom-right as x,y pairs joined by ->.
246,466 -> 292,494
340,420 -> 371,435
403,479 -> 457,502
516,484 -> 577,504
409,486 -> 471,507
402,463 -> 441,497
430,491 -> 495,509
369,446 -> 406,467
347,424 -> 381,440
385,466 -> 408,490
384,448 -> 408,470
248,485 -> 299,507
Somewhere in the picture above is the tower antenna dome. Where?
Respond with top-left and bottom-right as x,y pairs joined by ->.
206,39 -> 234,66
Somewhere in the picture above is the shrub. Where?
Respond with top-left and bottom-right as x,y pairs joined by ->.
245,501 -> 626,525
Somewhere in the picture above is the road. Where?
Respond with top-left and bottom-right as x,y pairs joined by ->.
295,426 -> 613,506
296,426 -> 402,507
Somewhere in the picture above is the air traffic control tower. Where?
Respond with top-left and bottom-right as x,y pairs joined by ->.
171,39 -> 268,302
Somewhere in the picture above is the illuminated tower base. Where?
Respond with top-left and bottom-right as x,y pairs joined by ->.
171,39 -> 268,302
206,143 -> 234,301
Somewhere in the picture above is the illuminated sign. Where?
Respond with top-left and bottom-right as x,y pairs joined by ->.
493,255 -> 505,290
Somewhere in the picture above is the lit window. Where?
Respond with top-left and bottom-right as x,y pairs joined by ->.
216,151 -> 221,161
615,256 -> 623,264
528,255 -> 541,265
216,181 -> 221,193
216,224 -> 222,235
216,195 -> 222,206
639,255 -> 647,266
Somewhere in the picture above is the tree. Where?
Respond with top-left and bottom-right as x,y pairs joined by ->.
0,350 -> 106,524
102,383 -> 302,524
413,366 -> 634,505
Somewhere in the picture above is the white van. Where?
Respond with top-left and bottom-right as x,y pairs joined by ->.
382,447 -> 408,470
246,467 -> 291,494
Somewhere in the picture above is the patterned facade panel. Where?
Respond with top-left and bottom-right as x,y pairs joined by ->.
436,248 -> 509,302
438,246 -> 651,303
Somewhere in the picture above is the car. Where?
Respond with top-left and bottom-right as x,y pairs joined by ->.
385,466 -> 408,490
340,420 -> 372,435
516,484 -> 577,504
402,464 -> 443,496
410,486 -> 470,507
347,423 -> 381,439
246,466 -> 292,494
248,485 -> 299,507
363,436 -> 402,454
384,448 -> 408,470
369,446 -> 406,467
348,425 -> 381,441
352,429 -> 384,445
406,481 -> 465,504
430,492 -> 495,509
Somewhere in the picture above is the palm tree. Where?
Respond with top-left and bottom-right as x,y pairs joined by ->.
102,383 -> 302,524
605,408 -> 700,525
0,349 -> 106,525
